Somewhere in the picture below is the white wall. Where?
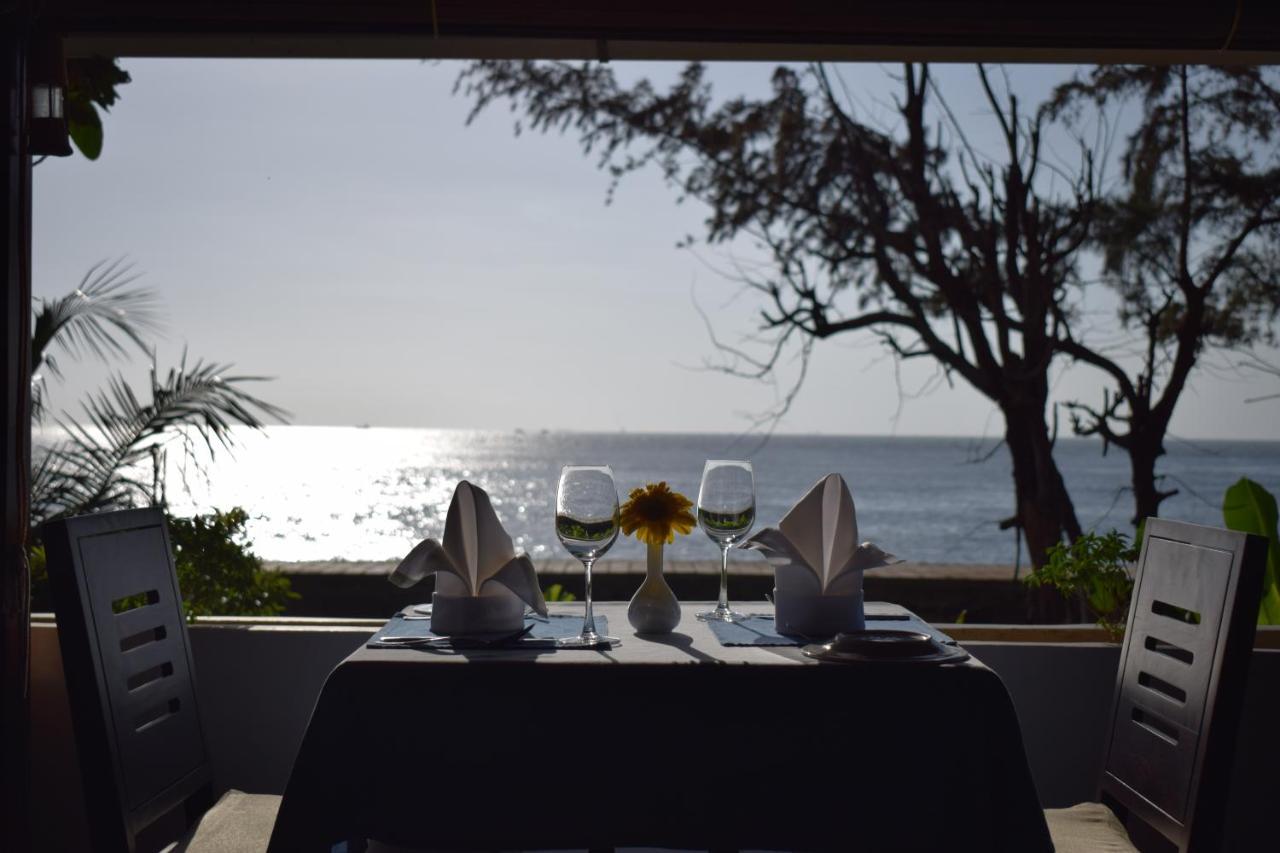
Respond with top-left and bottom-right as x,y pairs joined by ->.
967,642 -> 1120,808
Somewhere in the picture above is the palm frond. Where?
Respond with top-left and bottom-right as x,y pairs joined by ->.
31,259 -> 163,420
31,354 -> 289,528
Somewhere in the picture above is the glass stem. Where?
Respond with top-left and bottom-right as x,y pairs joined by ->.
582,557 -> 596,635
718,544 -> 730,612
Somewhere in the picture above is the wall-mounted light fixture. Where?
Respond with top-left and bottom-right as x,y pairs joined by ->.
28,31 -> 73,157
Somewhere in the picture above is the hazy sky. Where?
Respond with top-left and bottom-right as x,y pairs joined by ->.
32,59 -> 1280,439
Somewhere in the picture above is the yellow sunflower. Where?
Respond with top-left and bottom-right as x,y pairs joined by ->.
620,481 -> 697,546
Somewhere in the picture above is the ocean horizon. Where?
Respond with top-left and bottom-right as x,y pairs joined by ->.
114,426 -> 1280,566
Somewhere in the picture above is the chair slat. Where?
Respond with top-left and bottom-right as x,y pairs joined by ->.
1108,693 -> 1199,821
113,599 -> 171,640
1129,644 -> 1202,731
118,631 -> 180,678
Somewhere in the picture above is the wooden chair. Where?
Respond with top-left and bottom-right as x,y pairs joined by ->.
1045,518 -> 1268,853
43,508 -> 280,853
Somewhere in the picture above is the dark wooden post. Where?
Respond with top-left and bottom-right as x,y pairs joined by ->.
0,7 -> 32,853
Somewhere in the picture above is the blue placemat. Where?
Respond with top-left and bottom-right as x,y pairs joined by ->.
368,610 -> 607,646
707,611 -> 954,647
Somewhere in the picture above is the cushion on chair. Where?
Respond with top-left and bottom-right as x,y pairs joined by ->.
171,789 -> 281,853
1044,802 -> 1139,853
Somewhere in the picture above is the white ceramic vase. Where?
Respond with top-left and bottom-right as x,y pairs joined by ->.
627,543 -> 681,634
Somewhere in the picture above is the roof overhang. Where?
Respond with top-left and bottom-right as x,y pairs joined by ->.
43,1 -> 1280,63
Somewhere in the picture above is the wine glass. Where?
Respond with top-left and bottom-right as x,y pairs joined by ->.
555,465 -> 621,646
696,460 -> 756,622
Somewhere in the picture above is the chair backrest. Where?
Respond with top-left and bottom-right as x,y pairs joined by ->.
1099,518 -> 1267,853
44,508 -> 213,853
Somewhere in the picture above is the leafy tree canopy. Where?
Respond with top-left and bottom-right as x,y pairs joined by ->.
458,60 -> 1280,559
1047,66 -> 1280,519
459,60 -> 1098,564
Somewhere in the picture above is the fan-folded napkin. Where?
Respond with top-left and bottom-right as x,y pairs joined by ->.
743,472 -> 899,593
389,481 -> 546,632
744,473 -> 899,636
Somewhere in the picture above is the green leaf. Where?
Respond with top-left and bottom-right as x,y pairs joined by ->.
168,507 -> 296,620
64,58 -> 129,161
1024,530 -> 1136,639
68,106 -> 103,160
542,582 -> 576,603
1222,477 -> 1280,626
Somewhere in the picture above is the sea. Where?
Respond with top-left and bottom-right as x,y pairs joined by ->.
150,426 -> 1280,566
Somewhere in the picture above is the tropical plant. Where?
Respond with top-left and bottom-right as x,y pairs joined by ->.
1222,477 -> 1280,625
1024,530 -> 1139,639
33,357 -> 287,528
31,258 -> 161,421
30,260 -> 287,533
168,507 -> 295,620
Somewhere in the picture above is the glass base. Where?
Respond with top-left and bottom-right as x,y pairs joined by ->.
697,607 -> 746,622
557,632 -> 619,649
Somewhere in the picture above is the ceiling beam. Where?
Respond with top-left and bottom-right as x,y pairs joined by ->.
43,1 -> 1280,63
62,34 -> 1280,65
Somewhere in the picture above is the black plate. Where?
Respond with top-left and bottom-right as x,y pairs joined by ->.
802,629 -> 970,664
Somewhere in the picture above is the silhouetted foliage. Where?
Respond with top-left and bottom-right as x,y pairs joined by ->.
458,60 -> 1097,566
30,258 -> 161,420
32,356 -> 287,528
30,261 -> 288,532
458,60 -> 1280,567
1048,66 -> 1280,523
64,56 -> 131,160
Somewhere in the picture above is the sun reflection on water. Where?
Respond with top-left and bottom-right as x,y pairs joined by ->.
161,425 -> 1280,564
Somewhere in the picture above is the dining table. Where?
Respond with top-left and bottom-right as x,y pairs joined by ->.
267,601 -> 1052,852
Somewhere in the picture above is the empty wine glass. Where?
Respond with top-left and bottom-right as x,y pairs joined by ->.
555,465 -> 620,646
696,460 -> 756,622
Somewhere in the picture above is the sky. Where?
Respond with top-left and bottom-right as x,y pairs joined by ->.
31,59 -> 1280,439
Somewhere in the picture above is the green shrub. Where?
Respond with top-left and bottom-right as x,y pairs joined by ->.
28,507 -> 294,619
1025,530 -> 1138,639
542,582 -> 577,603
168,507 -> 296,620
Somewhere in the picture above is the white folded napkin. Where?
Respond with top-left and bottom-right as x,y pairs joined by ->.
389,480 -> 547,616
743,473 -> 900,595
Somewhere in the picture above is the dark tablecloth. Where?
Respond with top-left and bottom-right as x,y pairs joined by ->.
268,602 -> 1051,852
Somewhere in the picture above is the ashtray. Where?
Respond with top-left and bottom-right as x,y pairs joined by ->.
802,629 -> 969,664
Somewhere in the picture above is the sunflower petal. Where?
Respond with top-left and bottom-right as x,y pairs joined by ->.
620,481 -> 697,544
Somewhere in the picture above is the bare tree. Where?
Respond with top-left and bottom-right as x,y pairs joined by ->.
460,61 -> 1101,566
1241,351 -> 1280,404
1050,66 -> 1280,522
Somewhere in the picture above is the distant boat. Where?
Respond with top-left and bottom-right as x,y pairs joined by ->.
355,423 -> 370,429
